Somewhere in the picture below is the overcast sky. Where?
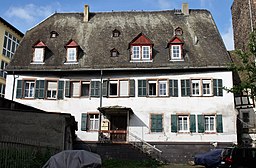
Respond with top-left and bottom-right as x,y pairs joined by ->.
0,0 -> 234,50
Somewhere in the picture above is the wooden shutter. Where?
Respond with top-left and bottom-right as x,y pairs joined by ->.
190,114 -> 196,132
129,79 -> 135,97
181,79 -> 190,96
81,113 -> 87,131
213,79 -> 223,96
216,115 -> 223,133
16,80 -> 23,98
169,79 -> 178,97
58,81 -> 64,99
35,80 -> 45,99
197,115 -> 205,133
91,81 -> 100,97
138,80 -> 146,97
102,80 -> 108,97
151,114 -> 163,132
171,114 -> 177,132
65,81 -> 70,97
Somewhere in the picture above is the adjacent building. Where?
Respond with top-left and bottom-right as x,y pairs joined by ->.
5,4 -> 238,162
0,17 -> 23,97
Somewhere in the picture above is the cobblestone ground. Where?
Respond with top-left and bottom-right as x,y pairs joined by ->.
161,164 -> 205,168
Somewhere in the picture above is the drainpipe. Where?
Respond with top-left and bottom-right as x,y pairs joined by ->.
249,0 -> 254,32
98,70 -> 103,141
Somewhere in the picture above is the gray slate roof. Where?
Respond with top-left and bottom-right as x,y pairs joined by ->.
7,9 -> 231,71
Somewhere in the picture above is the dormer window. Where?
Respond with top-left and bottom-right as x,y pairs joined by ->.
32,40 -> 47,64
129,33 -> 153,62
65,40 -> 79,63
175,27 -> 183,36
110,48 -> 119,57
112,29 -> 120,37
50,31 -> 59,38
167,36 -> 184,61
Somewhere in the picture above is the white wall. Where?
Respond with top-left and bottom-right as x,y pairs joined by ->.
5,71 -> 237,143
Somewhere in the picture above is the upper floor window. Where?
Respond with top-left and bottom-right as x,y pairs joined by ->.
168,36 -> 184,61
46,81 -> 57,99
32,41 -> 47,63
0,60 -> 8,79
2,31 -> 20,59
65,40 -> 79,63
110,48 -> 119,57
112,29 -> 120,37
130,33 -> 153,62
175,27 -> 183,36
102,79 -> 135,97
50,31 -> 59,38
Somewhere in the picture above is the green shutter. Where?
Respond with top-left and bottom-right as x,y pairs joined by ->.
190,115 -> 196,132
58,81 -> 64,99
151,114 -> 163,132
198,115 -> 205,133
81,113 -> 87,131
169,79 -> 178,97
138,80 -> 146,97
91,81 -> 100,97
216,115 -> 223,133
65,81 -> 70,97
213,79 -> 223,96
181,79 -> 190,96
171,114 -> 177,132
102,80 -> 108,97
35,80 -> 45,99
16,80 -> 23,98
129,79 -> 135,97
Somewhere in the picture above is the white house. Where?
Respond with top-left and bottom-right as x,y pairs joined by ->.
5,4 -> 237,162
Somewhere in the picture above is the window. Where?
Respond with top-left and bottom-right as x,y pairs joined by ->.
50,31 -> 59,38
81,113 -> 99,131
103,79 -> 134,97
33,48 -> 44,62
191,80 -> 200,96
0,61 -> 8,79
178,115 -> 189,132
202,80 -> 211,96
171,45 -> 181,59
24,81 -> 35,98
71,81 -> 80,97
47,81 -> 57,99
112,29 -> 120,37
191,79 -> 213,96
2,31 -> 20,59
0,84 -> 5,97
81,82 -> 90,97
204,115 -> 216,132
67,48 -> 77,62
150,114 -> 163,132
197,114 -> 223,133
130,33 -> 153,62
138,79 -> 170,97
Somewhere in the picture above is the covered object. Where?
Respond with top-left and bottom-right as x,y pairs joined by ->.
194,149 -> 223,168
43,150 -> 102,168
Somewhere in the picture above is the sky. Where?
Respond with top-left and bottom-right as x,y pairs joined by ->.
0,0 -> 234,50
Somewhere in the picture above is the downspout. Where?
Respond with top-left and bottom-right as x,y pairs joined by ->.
98,70 -> 103,141
249,0 -> 254,32
11,71 -> 15,101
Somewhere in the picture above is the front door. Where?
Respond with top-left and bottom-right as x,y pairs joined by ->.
110,115 -> 127,142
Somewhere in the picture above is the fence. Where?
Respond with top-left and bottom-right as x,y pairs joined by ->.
0,136 -> 60,168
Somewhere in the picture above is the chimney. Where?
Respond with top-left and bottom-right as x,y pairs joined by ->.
84,4 -> 89,22
182,3 -> 189,15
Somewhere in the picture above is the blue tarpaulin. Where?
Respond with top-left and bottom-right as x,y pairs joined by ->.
194,149 -> 223,168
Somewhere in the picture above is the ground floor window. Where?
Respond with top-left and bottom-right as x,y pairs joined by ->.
81,113 -> 99,131
150,114 -> 163,132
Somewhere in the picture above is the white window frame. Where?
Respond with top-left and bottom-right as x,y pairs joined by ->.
47,81 -> 57,99
88,113 -> 99,131
109,80 -> 118,97
204,115 -> 216,132
178,115 -> 189,132
67,48 -> 77,62
119,80 -> 129,97
171,45 -> 181,60
148,80 -> 157,96
132,46 -> 140,60
142,46 -> 150,60
202,80 -> 212,96
159,80 -> 167,96
33,48 -> 44,62
24,81 -> 35,98
71,81 -> 80,97
191,80 -> 200,96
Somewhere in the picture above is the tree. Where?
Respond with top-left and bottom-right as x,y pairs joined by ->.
225,30 -> 256,100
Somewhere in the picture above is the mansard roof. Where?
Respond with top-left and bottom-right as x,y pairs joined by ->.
7,9 -> 231,71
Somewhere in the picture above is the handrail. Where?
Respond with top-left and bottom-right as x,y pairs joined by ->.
129,132 -> 162,153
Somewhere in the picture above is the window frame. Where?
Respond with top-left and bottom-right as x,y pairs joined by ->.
66,47 -> 77,62
204,115 -> 216,133
150,113 -> 163,133
33,47 -> 45,63
88,113 -> 100,131
24,80 -> 36,98
131,45 -> 152,61
171,45 -> 181,59
46,81 -> 58,100
177,115 -> 190,133
2,31 -> 20,59
191,79 -> 213,97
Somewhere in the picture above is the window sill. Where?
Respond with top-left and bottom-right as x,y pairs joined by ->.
169,59 -> 184,62
64,62 -> 78,65
30,62 -> 45,64
130,60 -> 153,63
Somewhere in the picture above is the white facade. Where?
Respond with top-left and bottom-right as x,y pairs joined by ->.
5,70 -> 237,144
